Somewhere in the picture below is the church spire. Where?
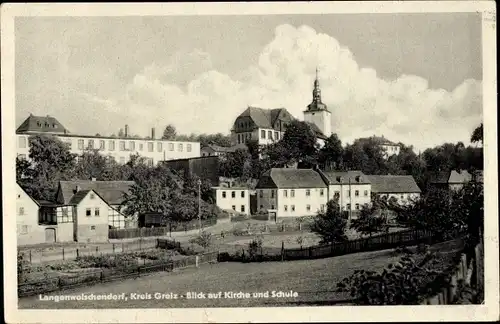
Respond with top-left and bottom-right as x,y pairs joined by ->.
307,67 -> 328,112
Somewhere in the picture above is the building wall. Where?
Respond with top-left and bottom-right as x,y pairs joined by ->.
328,183 -> 371,211
256,188 -> 278,213
55,206 -> 74,242
16,185 -> 45,246
277,188 -> 328,218
303,110 -> 332,139
109,205 -> 126,229
74,192 -> 110,243
163,156 -> 220,186
16,134 -> 200,165
214,188 -> 250,215
381,144 -> 401,158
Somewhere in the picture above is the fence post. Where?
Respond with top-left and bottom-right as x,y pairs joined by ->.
62,247 -> 65,260
96,246 -> 99,254
29,250 -> 32,263
122,243 -> 124,253
100,271 -> 103,282
196,255 -> 199,268
76,248 -> 79,258
113,244 -> 115,253
281,241 -> 284,261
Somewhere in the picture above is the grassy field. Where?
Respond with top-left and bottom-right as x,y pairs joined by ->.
19,248 -> 403,308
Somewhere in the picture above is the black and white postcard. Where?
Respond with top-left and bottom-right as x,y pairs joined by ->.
2,2 -> 498,323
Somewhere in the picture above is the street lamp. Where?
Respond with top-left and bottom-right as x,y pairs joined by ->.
197,179 -> 202,234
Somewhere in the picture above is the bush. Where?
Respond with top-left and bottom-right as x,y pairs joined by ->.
232,228 -> 250,236
189,231 -> 213,248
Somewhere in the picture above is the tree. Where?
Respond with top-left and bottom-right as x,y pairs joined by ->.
218,149 -> 250,178
73,149 -> 109,180
318,133 -> 344,170
162,124 -> 177,140
310,199 -> 348,244
182,175 -> 215,203
343,138 -> 388,175
471,123 -> 483,145
350,201 -> 387,238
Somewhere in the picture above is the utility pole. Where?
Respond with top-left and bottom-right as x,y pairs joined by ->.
198,179 -> 202,234
348,177 -> 352,225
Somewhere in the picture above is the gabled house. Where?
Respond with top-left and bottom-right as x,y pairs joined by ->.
429,169 -> 483,191
256,168 -> 328,221
16,183 -> 45,246
56,179 -> 134,229
318,170 -> 372,212
69,189 -> 110,243
366,175 -> 421,205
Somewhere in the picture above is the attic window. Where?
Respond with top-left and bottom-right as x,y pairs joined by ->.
37,122 -> 42,127
45,122 -> 50,127
53,124 -> 57,128
90,193 -> 95,200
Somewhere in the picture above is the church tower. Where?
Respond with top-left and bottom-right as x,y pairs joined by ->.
303,68 -> 332,138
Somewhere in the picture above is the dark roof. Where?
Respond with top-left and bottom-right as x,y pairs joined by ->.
68,190 -> 93,205
57,180 -> 134,205
367,175 -> 421,193
16,114 -> 70,134
449,170 -> 484,184
16,183 -> 40,206
305,122 -> 328,140
321,170 -> 371,185
428,171 -> 451,184
256,168 -> 327,189
202,144 -> 238,153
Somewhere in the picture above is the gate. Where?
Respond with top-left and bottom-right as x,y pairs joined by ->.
45,228 -> 56,243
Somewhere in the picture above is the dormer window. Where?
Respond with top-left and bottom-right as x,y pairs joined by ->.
37,122 -> 42,127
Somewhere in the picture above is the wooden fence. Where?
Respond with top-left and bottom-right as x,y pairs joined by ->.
18,251 -> 219,298
20,239 -> 158,264
109,218 -> 217,239
217,229 -> 435,262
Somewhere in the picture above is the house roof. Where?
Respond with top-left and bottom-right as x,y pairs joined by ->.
202,144 -> 238,153
257,168 -> 327,189
448,170 -> 484,184
305,122 -> 328,140
429,171 -> 452,184
57,180 -> 135,205
16,183 -> 40,206
16,114 -> 70,134
68,189 -> 110,206
321,170 -> 371,185
367,175 -> 421,193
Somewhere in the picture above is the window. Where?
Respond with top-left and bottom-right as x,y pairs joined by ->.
62,207 -> 68,216
88,139 -> 94,149
306,205 -> 311,212
320,204 -> 325,212
241,205 -> 245,213
99,140 -> 105,150
18,136 -> 27,148
346,203 -> 351,210
232,205 -> 236,211
355,190 -> 359,197
168,143 -> 174,151
320,189 -> 324,196
237,134 -> 241,144
86,208 -> 91,216
283,190 -> 288,197
109,140 -> 115,151
364,190 -> 368,196
306,189 -> 311,196
241,191 -> 245,198
17,154 -> 26,160
271,190 -> 275,198
78,139 -> 84,150
129,141 -> 135,151
90,193 -> 95,200
284,205 -> 288,212
187,144 -> 192,152
95,208 -> 100,216
401,195 -> 404,199
178,143 -> 183,152
90,225 -> 96,230
268,130 -> 273,139
157,142 -> 162,152
271,205 -> 275,209
291,190 -> 295,197
146,158 -> 154,167
291,205 -> 295,212
139,143 -> 144,151
334,191 -> 340,198
222,191 -> 226,198
148,142 -> 154,152
355,204 -> 360,210
20,225 -> 28,235
259,190 -> 263,198
260,205 -> 263,210
19,207 -> 25,215
261,130 -> 266,139
231,191 -> 236,198
119,157 -> 125,164
64,139 -> 73,150
119,141 -> 125,151
274,131 -> 279,140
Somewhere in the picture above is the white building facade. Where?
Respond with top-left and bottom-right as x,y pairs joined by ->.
212,186 -> 250,215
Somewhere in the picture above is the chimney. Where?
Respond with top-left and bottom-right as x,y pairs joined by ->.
74,185 -> 81,193
125,124 -> 129,138
151,128 -> 156,139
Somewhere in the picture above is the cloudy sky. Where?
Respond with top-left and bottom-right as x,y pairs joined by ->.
15,13 -> 482,151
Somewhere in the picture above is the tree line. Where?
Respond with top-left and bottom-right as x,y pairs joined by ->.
219,120 -> 483,192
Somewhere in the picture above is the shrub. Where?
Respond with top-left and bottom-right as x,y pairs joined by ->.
189,231 -> 213,248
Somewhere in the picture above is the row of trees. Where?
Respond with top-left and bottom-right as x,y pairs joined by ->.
16,135 -> 218,224
218,120 -> 484,191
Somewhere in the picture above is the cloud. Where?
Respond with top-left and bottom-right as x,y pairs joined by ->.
45,24 -> 483,151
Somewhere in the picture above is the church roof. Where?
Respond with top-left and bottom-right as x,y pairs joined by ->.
16,114 -> 70,134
